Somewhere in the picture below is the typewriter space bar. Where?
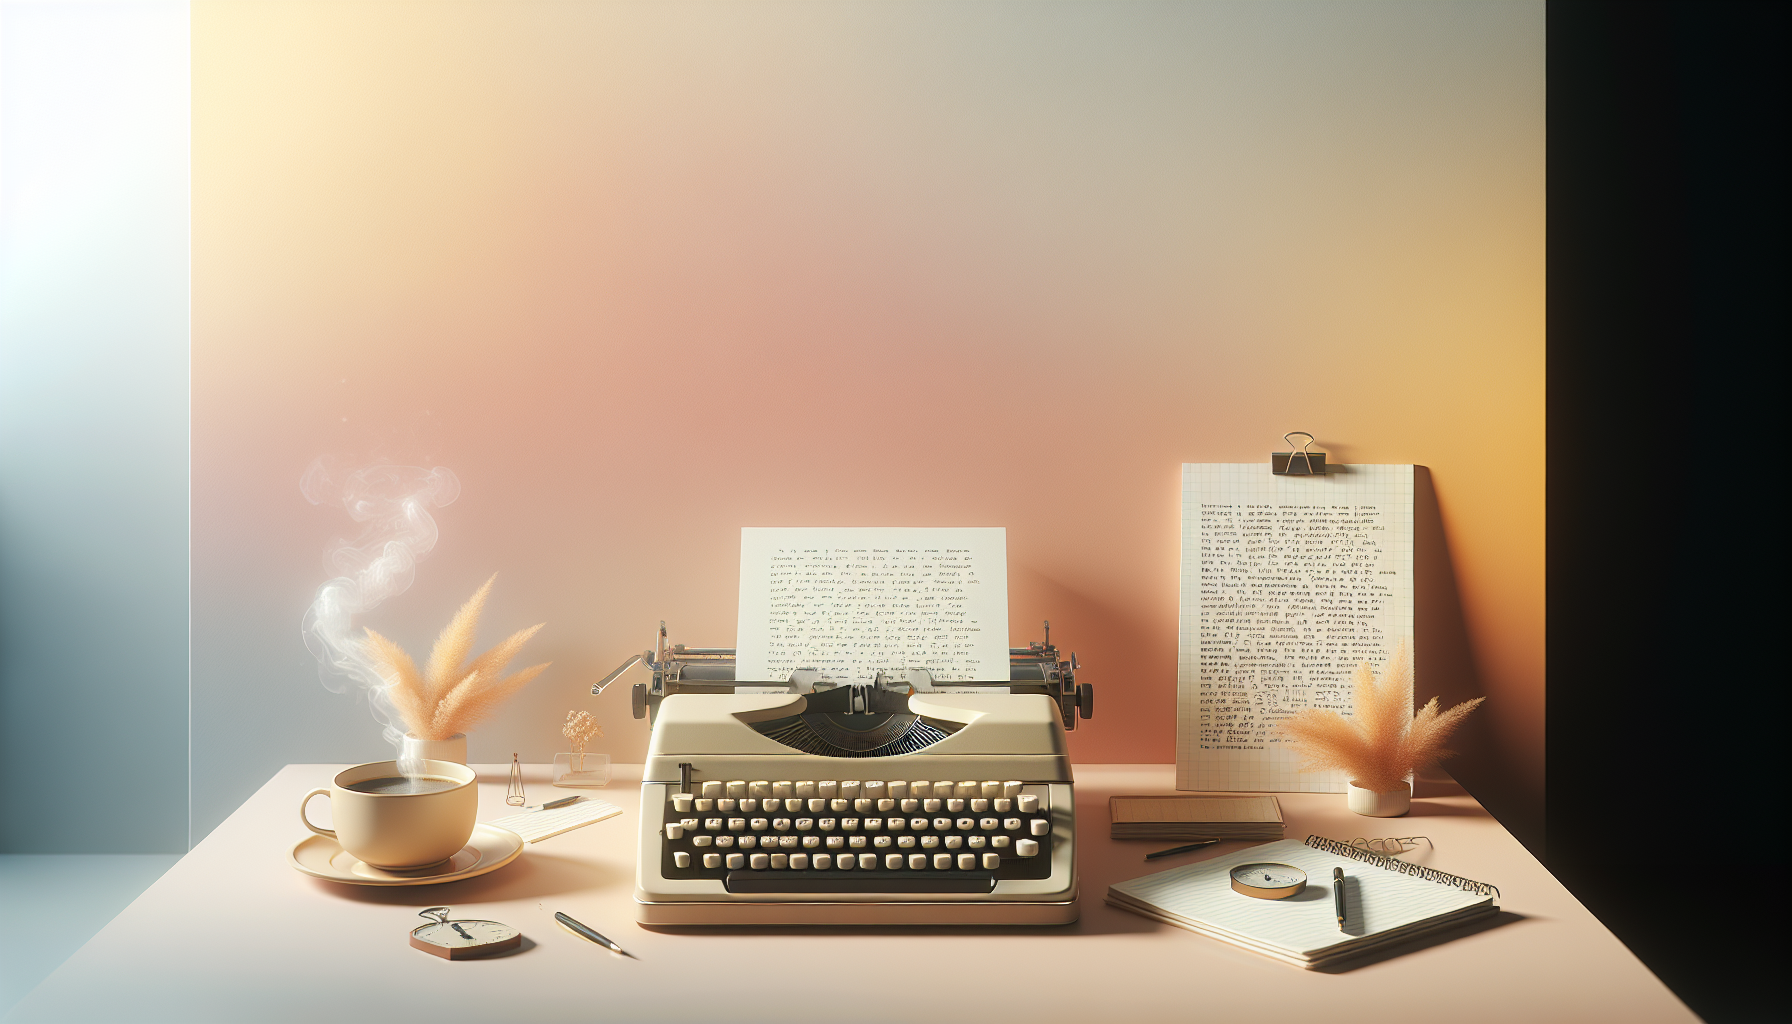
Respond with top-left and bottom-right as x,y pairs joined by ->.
725,870 -> 996,894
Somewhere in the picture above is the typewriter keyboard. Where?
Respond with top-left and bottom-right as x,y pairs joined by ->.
659,778 -> 1055,893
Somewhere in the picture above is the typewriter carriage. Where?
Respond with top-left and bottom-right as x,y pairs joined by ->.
595,620 -> 1092,732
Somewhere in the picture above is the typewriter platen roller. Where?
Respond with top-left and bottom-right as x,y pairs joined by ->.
597,622 -> 1093,926
595,619 -> 1093,733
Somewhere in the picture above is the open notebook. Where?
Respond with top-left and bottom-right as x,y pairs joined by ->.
486,797 -> 622,844
1106,837 -> 1499,969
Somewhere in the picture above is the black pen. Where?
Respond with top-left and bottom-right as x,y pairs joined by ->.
1333,867 -> 1347,930
1144,839 -> 1219,860
555,912 -> 636,959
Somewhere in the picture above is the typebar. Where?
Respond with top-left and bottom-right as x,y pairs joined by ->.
725,870 -> 997,894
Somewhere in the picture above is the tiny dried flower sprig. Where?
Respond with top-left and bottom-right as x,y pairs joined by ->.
562,710 -> 604,771
1277,640 -> 1483,793
362,575 -> 549,740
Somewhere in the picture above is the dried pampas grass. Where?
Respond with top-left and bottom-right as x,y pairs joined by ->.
363,574 -> 549,741
1277,641 -> 1483,793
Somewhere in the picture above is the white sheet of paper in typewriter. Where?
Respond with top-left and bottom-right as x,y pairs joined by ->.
736,526 -> 1009,683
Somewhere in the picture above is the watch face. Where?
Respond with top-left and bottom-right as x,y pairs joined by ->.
1229,862 -> 1308,899
411,919 -> 521,958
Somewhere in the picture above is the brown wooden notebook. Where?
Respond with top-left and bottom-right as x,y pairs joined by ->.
1109,795 -> 1284,840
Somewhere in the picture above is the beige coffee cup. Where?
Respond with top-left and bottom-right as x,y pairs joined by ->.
299,760 -> 478,869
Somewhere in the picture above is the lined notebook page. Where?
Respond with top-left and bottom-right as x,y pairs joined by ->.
1108,839 -> 1487,958
1177,464 -> 1414,792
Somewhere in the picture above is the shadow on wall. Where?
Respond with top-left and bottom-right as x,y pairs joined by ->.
1008,560 -> 1164,759
1413,467 -> 1537,855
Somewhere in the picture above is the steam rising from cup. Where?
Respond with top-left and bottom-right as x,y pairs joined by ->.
300,459 -> 460,766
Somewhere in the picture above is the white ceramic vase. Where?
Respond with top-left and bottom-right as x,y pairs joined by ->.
1346,780 -> 1411,817
401,732 -> 467,765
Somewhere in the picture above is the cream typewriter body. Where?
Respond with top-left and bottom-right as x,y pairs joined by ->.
599,623 -> 1093,926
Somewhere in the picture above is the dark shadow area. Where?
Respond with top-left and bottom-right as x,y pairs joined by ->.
1410,776 -> 1464,799
1401,800 -> 1491,819
1338,873 -> 1363,937
641,920 -> 1084,939
1548,4 -> 1784,1020
1282,883 -> 1330,903
1412,467 -> 1538,852
474,934 -> 537,959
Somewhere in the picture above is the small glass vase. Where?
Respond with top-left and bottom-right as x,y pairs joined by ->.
1346,780 -> 1411,817
552,752 -> 611,788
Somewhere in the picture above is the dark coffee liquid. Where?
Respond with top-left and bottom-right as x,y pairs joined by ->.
345,776 -> 460,795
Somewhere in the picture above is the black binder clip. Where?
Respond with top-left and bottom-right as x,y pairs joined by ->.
1271,432 -> 1327,475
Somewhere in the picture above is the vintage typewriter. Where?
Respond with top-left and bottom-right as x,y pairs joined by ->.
595,621 -> 1093,925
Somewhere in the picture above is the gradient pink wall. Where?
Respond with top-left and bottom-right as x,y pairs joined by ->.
191,1 -> 1544,845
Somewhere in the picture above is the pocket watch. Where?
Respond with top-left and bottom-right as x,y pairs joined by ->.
1229,862 -> 1308,900
409,906 -> 522,960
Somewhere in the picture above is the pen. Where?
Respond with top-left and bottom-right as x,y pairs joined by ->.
537,794 -> 582,810
1144,839 -> 1219,860
555,911 -> 636,959
1333,867 -> 1347,930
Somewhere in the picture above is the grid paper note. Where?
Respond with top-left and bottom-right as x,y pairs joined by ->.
1177,464 -> 1413,793
486,798 -> 622,844
1107,839 -> 1489,959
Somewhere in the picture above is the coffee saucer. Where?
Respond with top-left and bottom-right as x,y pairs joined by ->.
289,823 -> 525,886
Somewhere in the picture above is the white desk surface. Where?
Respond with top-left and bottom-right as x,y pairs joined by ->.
9,764 -> 1693,1024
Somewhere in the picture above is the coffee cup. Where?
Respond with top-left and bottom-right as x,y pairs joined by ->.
299,760 -> 478,869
